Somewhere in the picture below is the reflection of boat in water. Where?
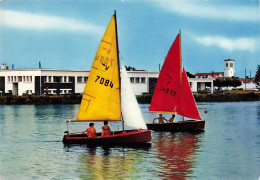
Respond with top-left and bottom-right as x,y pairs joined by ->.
152,132 -> 203,179
62,11 -> 151,145
76,146 -> 151,179
147,33 -> 205,132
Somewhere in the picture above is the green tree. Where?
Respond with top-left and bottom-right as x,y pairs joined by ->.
214,78 -> 242,89
232,78 -> 242,89
255,65 -> 260,85
213,79 -> 222,89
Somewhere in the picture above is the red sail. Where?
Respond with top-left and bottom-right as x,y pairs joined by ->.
149,33 -> 201,120
178,68 -> 201,120
149,34 -> 181,112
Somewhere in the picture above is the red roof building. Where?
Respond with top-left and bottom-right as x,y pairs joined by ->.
194,72 -> 224,79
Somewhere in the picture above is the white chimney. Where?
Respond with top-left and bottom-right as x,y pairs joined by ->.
1,64 -> 8,70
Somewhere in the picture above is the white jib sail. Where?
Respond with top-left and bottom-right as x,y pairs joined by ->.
121,62 -> 147,129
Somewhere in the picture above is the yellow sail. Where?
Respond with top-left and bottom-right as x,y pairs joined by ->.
76,14 -> 121,121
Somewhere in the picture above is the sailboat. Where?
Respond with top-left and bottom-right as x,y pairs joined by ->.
63,12 -> 151,145
146,33 -> 205,132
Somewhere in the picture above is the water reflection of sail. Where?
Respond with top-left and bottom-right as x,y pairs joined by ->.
77,147 -> 149,179
152,132 -> 202,179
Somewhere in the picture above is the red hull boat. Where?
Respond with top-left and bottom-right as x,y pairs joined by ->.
63,130 -> 152,145
146,120 -> 205,132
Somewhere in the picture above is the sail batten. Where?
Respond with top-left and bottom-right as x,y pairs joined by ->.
149,33 -> 201,120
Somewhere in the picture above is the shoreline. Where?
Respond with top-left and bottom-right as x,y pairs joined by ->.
137,91 -> 260,104
0,91 -> 259,105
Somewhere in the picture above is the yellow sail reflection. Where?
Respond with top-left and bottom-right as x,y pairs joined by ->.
77,148 -> 145,179
76,15 -> 121,121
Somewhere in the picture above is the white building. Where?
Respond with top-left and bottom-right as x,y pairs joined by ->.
0,66 -> 213,96
0,68 -> 88,96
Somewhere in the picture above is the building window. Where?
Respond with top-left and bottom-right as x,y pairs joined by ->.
136,77 -> 140,83
230,63 -> 233,68
77,76 -> 82,83
48,76 -> 52,82
8,76 -> 10,82
69,77 -> 74,82
226,63 -> 228,68
141,77 -> 145,83
130,77 -> 134,83
64,76 -> 67,83
84,77 -> 88,83
43,76 -> 47,82
18,76 -> 22,82
54,76 -> 61,83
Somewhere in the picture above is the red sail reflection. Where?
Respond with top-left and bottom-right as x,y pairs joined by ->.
152,132 -> 202,179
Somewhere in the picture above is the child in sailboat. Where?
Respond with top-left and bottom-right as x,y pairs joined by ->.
82,123 -> 97,137
168,114 -> 175,123
153,114 -> 168,123
102,120 -> 111,136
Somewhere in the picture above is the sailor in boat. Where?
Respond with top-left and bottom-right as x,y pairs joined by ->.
153,114 -> 168,124
82,123 -> 97,137
102,120 -> 111,136
168,114 -> 176,123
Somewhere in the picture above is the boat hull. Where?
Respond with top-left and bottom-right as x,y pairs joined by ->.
62,129 -> 152,145
146,120 -> 205,132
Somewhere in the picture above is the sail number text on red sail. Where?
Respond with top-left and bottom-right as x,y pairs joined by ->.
95,76 -> 114,88
160,86 -> 176,96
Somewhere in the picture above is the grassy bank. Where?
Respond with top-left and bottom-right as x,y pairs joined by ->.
0,91 -> 259,105
0,94 -> 82,105
136,91 -> 260,104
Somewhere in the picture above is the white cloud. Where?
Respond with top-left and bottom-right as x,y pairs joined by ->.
194,35 -> 258,52
150,0 -> 260,22
0,10 -> 104,35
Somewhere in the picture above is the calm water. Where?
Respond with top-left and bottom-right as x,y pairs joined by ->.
0,102 -> 260,180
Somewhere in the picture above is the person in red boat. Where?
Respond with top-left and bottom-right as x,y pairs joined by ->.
168,114 -> 175,123
153,114 -> 168,123
102,120 -> 111,136
82,123 -> 96,137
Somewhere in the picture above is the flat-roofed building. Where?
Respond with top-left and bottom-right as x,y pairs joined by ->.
0,66 -> 213,95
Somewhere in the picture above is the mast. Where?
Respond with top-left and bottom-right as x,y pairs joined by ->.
179,29 -> 182,72
114,10 -> 124,131
179,29 -> 184,121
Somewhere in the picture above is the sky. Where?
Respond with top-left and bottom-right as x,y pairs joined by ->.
0,0 -> 259,78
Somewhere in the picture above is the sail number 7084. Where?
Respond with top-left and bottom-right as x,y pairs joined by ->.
95,76 -> 114,88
